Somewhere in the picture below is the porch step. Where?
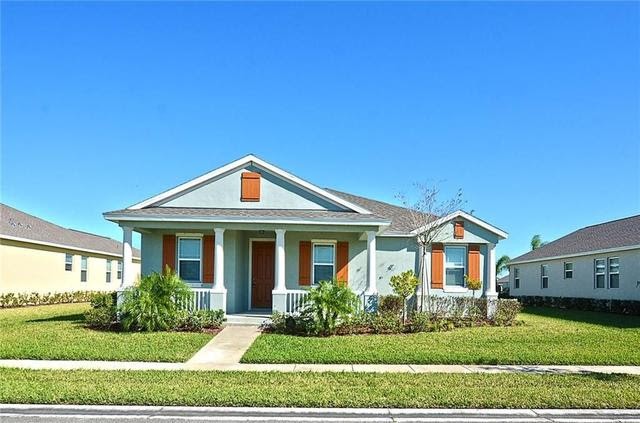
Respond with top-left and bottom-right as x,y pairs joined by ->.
225,313 -> 271,326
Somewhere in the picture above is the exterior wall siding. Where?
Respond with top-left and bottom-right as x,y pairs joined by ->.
0,239 -> 141,294
510,248 -> 640,301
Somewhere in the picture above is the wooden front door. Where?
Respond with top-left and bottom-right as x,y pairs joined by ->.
251,241 -> 275,308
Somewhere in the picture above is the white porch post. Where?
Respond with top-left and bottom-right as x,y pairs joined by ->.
211,228 -> 227,313
365,230 -> 377,296
117,226 -> 134,308
486,242 -> 498,318
272,229 -> 287,313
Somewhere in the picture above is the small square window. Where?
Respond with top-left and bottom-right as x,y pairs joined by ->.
564,262 -> 573,279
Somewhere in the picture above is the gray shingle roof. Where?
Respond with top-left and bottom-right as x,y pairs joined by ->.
510,214 -> 640,264
1,203 -> 140,258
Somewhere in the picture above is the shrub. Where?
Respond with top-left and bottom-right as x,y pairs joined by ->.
465,276 -> 482,297
0,291 -> 99,308
84,292 -> 117,329
370,311 -> 404,334
338,311 -> 372,335
304,279 -> 360,335
262,311 -> 315,335
493,299 -> 521,326
119,267 -> 191,332
378,295 -> 404,315
174,309 -> 225,332
389,270 -> 420,322
514,295 -> 640,316
406,311 -> 432,333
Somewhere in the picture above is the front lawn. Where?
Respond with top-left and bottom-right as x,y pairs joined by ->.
1,368 -> 639,408
242,307 -> 640,365
0,304 -> 213,362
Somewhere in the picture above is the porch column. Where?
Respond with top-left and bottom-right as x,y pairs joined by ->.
211,228 -> 227,313
117,226 -> 134,308
486,243 -> 498,318
272,229 -> 288,313
365,230 -> 377,295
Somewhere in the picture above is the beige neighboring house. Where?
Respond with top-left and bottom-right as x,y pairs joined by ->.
0,203 -> 141,294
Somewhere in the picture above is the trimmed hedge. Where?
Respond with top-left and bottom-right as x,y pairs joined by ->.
0,291 -> 104,308
514,295 -> 640,316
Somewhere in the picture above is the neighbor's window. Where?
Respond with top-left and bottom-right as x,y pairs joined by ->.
594,259 -> 606,288
106,260 -> 112,283
514,268 -> 520,289
564,262 -> 573,279
178,237 -> 201,282
65,254 -> 73,271
81,256 -> 88,282
541,264 -> 549,289
313,243 -> 335,284
445,246 -> 466,287
117,261 -> 123,279
608,257 -> 620,288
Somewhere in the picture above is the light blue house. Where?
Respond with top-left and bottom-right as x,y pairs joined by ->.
104,155 -> 507,315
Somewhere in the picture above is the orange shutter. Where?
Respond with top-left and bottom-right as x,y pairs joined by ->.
162,235 -> 176,273
299,241 -> 312,286
431,243 -> 444,289
468,244 -> 480,281
203,235 -> 215,283
241,172 -> 261,201
336,241 -> 349,286
454,221 -> 464,239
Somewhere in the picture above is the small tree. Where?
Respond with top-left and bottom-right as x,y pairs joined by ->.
530,235 -> 547,250
464,275 -> 482,298
304,279 -> 359,336
389,270 -> 420,323
496,255 -> 510,277
397,184 -> 464,312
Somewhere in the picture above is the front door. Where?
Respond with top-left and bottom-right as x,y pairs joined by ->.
251,241 -> 275,308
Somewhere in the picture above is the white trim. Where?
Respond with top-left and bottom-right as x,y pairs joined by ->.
509,244 -> 640,265
177,236 -> 203,283
248,237 -> 276,311
608,256 -> 620,289
0,235 -> 141,260
563,261 -> 573,279
410,210 -> 508,240
594,258 -> 606,289
127,154 -> 372,214
311,241 -> 337,285
104,214 -> 390,227
443,245 -> 467,289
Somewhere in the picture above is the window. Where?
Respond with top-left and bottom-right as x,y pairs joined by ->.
117,261 -> 123,279
541,264 -> 549,288
564,262 -> 573,279
595,259 -> 606,288
80,256 -> 88,282
65,254 -> 73,271
178,237 -> 201,282
106,260 -> 112,283
313,243 -> 335,284
608,257 -> 620,288
514,268 -> 520,289
445,246 -> 466,287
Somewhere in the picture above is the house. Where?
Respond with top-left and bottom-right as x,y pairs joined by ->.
0,204 -> 141,294
104,155 -> 507,315
497,274 -> 510,293
509,215 -> 640,301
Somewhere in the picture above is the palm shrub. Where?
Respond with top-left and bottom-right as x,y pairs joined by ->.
119,267 -> 191,332
304,279 -> 359,336
389,270 -> 420,323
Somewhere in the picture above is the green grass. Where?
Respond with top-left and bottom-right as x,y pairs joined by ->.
242,307 -> 640,365
1,368 -> 639,408
0,304 -> 213,362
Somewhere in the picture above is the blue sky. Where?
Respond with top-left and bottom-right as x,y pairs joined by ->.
2,2 -> 639,260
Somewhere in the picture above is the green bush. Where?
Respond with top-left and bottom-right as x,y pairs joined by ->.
119,267 -> 191,332
174,309 -> 225,332
304,279 -> 360,336
378,295 -> 404,315
406,311 -> 432,333
371,311 -> 404,334
0,291 -> 99,308
493,299 -> 521,326
84,292 -> 117,329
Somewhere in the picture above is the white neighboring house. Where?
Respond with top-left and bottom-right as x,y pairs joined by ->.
509,215 -> 640,301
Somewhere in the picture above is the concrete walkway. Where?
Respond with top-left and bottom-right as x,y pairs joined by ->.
1,359 -> 639,375
186,325 -> 261,367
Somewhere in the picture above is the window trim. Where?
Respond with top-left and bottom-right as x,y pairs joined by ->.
541,264 -> 549,289
608,257 -> 620,289
117,261 -> 122,280
65,254 -> 73,272
177,236 -> 203,282
564,262 -> 573,279
80,256 -> 88,282
514,268 -> 520,289
106,260 -> 112,283
443,245 -> 467,292
594,258 -> 606,289
311,241 -> 336,285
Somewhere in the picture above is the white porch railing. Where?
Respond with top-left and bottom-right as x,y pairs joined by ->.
285,289 -> 309,313
189,288 -> 212,311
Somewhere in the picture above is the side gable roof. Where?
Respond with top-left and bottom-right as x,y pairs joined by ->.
510,214 -> 640,264
410,210 -> 508,240
129,154 -> 371,215
1,203 -> 140,258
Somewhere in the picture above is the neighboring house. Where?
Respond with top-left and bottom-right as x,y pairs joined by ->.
497,274 -> 509,293
509,215 -> 640,301
0,204 -> 141,294
104,154 -> 507,315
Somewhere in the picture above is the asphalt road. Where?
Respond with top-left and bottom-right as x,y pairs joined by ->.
1,405 -> 640,422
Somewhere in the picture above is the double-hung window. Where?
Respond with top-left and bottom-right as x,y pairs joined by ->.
444,246 -> 466,287
514,268 -> 520,289
117,261 -> 122,280
313,243 -> 335,284
541,264 -> 549,288
594,259 -> 606,288
608,257 -> 620,288
178,237 -> 202,282
106,260 -> 112,283
564,262 -> 573,279
80,256 -> 88,282
65,254 -> 73,271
